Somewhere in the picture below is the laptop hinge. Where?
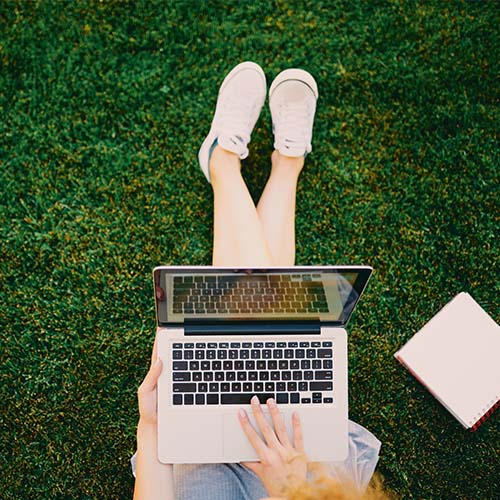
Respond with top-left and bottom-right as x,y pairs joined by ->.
184,321 -> 321,336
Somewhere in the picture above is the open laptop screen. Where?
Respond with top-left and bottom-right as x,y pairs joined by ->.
154,266 -> 372,327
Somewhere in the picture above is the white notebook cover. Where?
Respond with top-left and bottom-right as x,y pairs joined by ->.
395,292 -> 500,429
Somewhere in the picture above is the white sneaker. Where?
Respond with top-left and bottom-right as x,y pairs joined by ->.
198,61 -> 267,183
269,69 -> 318,157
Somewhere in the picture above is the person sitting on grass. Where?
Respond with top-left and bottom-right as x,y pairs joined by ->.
132,61 -> 390,500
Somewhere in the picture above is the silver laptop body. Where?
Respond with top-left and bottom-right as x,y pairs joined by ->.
154,265 -> 372,464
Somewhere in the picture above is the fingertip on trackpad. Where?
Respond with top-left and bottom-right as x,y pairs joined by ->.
222,411 -> 293,461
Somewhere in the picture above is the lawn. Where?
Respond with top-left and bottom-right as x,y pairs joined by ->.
1,1 -> 499,498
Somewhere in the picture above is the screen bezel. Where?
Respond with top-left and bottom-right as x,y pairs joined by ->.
153,265 -> 372,328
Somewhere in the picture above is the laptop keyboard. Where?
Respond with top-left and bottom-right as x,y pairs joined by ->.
172,274 -> 329,315
171,340 -> 334,406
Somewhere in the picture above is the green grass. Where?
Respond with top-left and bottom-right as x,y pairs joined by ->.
1,1 -> 499,498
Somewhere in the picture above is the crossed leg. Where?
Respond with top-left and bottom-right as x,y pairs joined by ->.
210,145 -> 304,268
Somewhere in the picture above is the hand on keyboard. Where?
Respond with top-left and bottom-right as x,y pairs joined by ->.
239,396 -> 307,498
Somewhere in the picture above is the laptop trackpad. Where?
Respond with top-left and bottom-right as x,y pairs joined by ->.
161,412 -> 223,463
223,411 -> 293,462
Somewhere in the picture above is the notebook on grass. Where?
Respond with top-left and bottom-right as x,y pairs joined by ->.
395,292 -> 500,430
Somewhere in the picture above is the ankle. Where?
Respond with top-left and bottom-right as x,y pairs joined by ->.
270,150 -> 304,177
209,145 -> 242,181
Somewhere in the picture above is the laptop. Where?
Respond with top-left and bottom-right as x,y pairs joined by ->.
154,265 -> 372,464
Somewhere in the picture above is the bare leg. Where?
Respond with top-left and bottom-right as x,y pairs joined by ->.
256,150 -> 305,266
211,145 -> 274,267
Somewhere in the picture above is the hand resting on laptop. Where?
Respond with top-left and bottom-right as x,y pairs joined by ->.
238,395 -> 308,498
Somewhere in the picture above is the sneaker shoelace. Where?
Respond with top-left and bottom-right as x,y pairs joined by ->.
217,94 -> 258,146
275,101 -> 312,149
